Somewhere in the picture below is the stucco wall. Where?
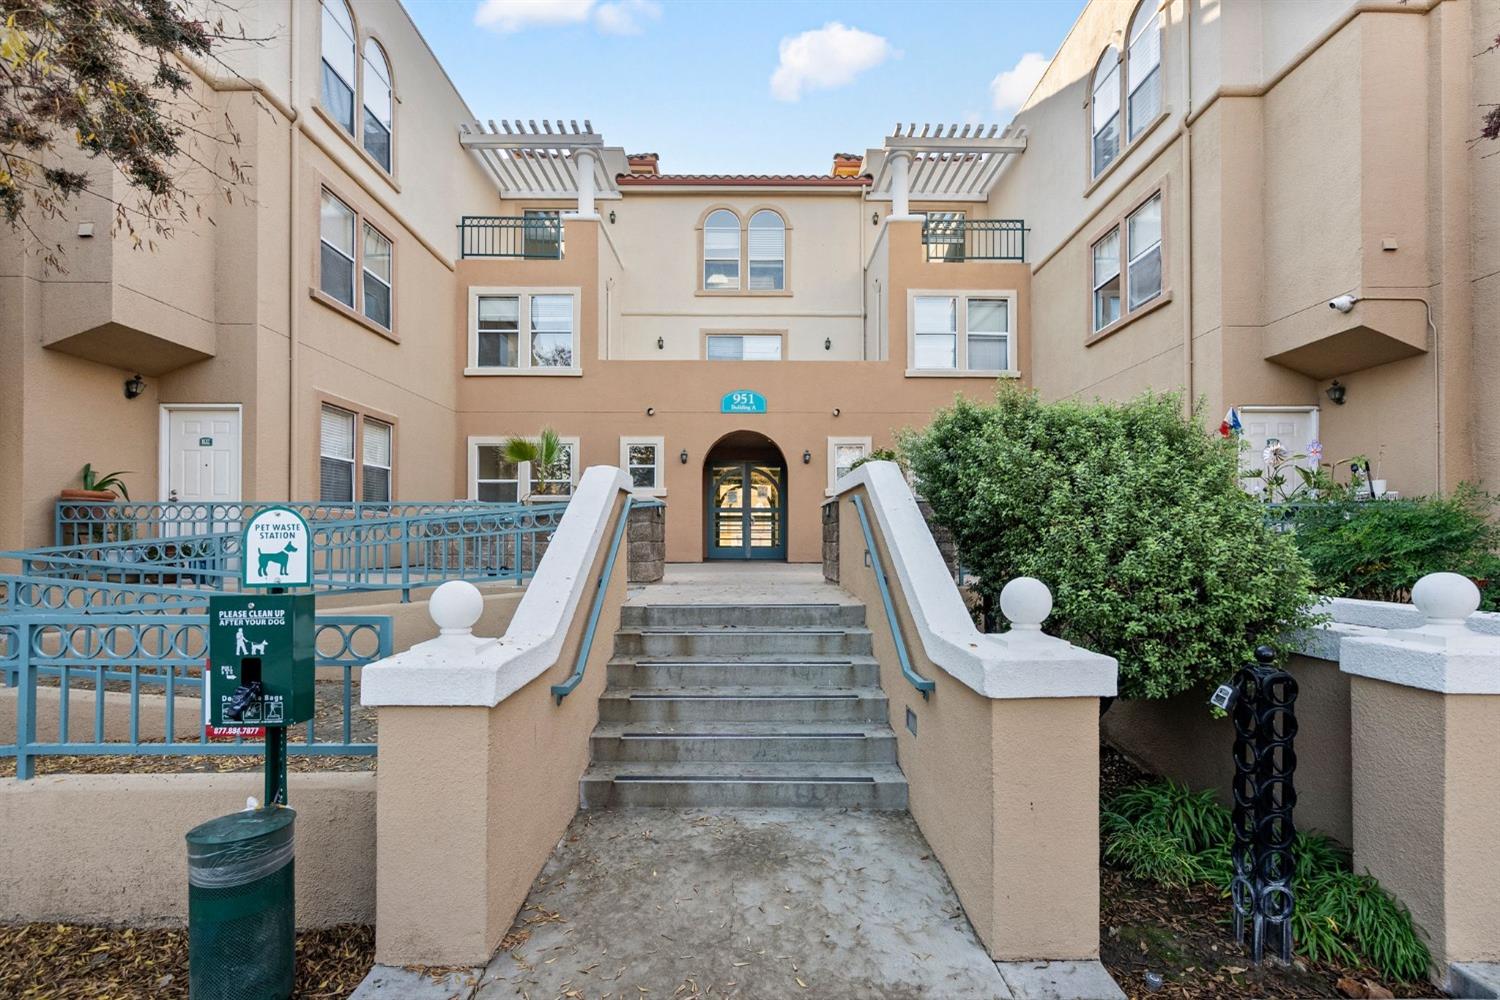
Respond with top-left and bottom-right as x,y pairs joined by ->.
0,772 -> 374,927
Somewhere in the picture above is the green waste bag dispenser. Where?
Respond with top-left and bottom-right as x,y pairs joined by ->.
206,593 -> 315,731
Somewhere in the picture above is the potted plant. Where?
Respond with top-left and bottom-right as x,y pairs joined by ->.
60,464 -> 133,544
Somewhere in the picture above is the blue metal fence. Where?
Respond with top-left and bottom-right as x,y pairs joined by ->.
1,613 -> 390,779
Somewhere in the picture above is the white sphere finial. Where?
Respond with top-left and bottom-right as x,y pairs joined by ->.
1000,577 -> 1052,631
430,580 -> 484,635
1411,572 -> 1480,626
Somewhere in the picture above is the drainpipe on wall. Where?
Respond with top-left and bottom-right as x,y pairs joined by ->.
1180,0 -> 1195,420
286,0 -> 301,500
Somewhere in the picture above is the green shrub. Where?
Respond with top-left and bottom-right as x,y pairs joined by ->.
901,389 -> 1320,699
1287,487 -> 1500,610
1103,781 -> 1431,981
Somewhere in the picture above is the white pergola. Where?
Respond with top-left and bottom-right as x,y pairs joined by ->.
458,119 -> 630,216
866,123 -> 1028,216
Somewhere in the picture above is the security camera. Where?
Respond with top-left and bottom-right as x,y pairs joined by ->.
1329,295 -> 1358,313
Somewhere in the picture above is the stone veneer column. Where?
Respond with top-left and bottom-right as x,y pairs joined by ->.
627,501 -> 664,583
1340,573 -> 1500,988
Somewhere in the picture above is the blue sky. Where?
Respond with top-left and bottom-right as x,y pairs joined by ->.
402,0 -> 1085,175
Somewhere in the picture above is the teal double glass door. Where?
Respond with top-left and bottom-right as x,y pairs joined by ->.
706,462 -> 786,560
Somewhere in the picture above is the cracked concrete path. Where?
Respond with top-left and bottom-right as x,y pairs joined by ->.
472,807 -> 1014,1000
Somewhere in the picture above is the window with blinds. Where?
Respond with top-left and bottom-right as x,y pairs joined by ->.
1127,3 -> 1162,141
703,210 -> 740,290
320,405 -> 356,502
362,39 -> 393,171
748,211 -> 785,290
706,334 -> 781,361
319,0 -> 356,134
362,418 -> 392,502
320,192 -> 356,307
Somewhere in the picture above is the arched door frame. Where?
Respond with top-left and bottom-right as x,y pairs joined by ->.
702,431 -> 788,561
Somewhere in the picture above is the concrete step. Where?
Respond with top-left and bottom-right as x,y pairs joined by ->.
605,655 -> 879,689
614,627 -> 873,658
579,762 -> 909,809
597,686 -> 889,724
620,603 -> 865,629
589,722 -> 899,764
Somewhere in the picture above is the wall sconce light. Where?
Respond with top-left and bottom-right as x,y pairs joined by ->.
832,408 -> 840,417
1326,380 -> 1347,406
123,373 -> 146,400
871,211 -> 880,226
679,449 -> 689,464
646,406 -> 655,416
656,336 -> 664,350
802,450 -> 812,465
609,210 -> 616,224
824,338 -> 832,351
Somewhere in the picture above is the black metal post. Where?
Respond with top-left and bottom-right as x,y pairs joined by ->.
1229,645 -> 1298,964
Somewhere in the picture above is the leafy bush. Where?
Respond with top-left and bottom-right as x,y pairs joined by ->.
1103,781 -> 1431,981
902,389 -> 1319,699
1287,487 -> 1500,610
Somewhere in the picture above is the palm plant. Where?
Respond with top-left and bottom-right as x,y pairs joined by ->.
500,428 -> 571,498
80,463 -> 132,500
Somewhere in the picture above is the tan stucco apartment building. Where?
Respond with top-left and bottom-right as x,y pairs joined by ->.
3,0 -> 1496,563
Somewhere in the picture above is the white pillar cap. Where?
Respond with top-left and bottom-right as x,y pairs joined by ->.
1000,577 -> 1052,632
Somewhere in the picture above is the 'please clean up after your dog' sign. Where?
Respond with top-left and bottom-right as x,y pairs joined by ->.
242,507 -> 311,588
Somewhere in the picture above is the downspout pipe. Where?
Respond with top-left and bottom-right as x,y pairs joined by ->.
1181,0 -> 1195,420
287,0 -> 301,500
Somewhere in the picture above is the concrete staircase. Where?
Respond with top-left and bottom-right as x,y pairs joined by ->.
580,601 -> 908,809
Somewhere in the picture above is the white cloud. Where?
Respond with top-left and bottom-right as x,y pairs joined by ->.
989,51 -> 1050,117
594,0 -> 661,35
474,0 -> 660,35
770,22 -> 896,103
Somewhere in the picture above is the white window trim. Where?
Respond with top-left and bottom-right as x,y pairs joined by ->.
464,286 -> 582,376
619,435 -> 666,497
904,289 -> 1022,378
826,436 -> 873,497
703,331 -> 785,362
467,435 -> 581,501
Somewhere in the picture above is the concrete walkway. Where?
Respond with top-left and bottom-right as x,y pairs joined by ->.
624,563 -> 859,607
475,807 -> 1012,999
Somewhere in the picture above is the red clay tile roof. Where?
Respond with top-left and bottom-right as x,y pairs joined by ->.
615,173 -> 872,187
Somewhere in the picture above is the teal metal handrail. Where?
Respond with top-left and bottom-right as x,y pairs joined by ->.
551,496 -> 632,703
850,494 -> 934,698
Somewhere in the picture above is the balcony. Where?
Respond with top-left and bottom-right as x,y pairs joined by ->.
922,218 -> 1026,263
459,216 -> 564,260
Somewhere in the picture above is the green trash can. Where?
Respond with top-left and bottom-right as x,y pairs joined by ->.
186,807 -> 296,1000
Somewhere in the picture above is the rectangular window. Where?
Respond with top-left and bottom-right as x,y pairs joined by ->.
362,223 -> 392,329
1092,227 -> 1122,332
828,437 -> 872,492
319,192 -> 356,307
471,437 -> 578,501
474,444 -> 520,503
913,296 -> 957,369
966,298 -> 1009,371
319,404 -> 356,502
748,219 -> 785,290
620,436 -> 665,495
530,294 -> 575,367
1127,194 -> 1163,309
361,417 -> 392,502
523,209 -> 563,258
536,440 -> 576,496
704,222 -> 740,290
705,334 -> 782,361
475,295 -> 520,368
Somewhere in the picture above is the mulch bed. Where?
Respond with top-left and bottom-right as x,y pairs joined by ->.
0,923 -> 374,999
1099,745 -> 1437,1000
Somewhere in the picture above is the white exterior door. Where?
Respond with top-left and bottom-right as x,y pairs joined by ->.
163,407 -> 242,506
1239,406 -> 1319,497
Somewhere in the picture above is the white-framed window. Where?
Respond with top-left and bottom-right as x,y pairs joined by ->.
620,436 -> 666,496
1090,48 -> 1121,178
319,0 -> 356,135
466,288 -> 580,373
748,210 -> 785,290
827,437 -> 872,494
908,291 -> 1017,374
320,404 -> 356,502
1126,193 -> 1162,309
362,222 -> 392,328
1092,227 -> 1122,332
469,436 -> 579,501
703,209 -> 740,290
319,191 -> 356,307
361,417 -> 392,502
361,38 -> 393,170
1127,1 -> 1162,141
705,334 -> 782,361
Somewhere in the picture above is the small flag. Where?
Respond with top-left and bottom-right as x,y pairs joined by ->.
1219,407 -> 1243,438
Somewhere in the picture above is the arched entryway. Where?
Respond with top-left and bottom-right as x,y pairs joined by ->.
703,431 -> 788,561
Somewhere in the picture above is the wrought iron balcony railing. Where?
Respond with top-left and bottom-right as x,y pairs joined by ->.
922,218 -> 1026,263
459,215 -> 564,259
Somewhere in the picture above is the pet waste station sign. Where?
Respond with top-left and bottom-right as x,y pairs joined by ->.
242,507 -> 311,588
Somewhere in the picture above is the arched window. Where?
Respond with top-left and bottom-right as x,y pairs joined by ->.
1126,0 -> 1162,140
362,39 -> 393,171
703,209 -> 740,291
747,210 -> 785,291
1090,48 -> 1121,178
319,0 -> 356,135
